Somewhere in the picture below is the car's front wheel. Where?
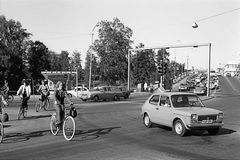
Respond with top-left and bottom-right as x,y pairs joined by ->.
143,114 -> 152,128
173,119 -> 187,136
67,93 -> 72,98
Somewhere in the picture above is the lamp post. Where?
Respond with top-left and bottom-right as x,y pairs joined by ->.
89,23 -> 99,90
76,65 -> 79,97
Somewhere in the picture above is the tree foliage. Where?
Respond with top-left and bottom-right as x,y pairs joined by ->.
131,43 -> 156,90
28,41 -> 51,80
0,15 -> 31,89
93,18 -> 133,85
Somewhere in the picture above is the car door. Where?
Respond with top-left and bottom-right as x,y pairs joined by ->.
147,95 -> 160,124
99,87 -> 107,100
81,87 -> 89,99
158,95 -> 173,126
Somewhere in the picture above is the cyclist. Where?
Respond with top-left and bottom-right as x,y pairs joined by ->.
53,81 -> 73,127
17,79 -> 31,112
38,79 -> 50,110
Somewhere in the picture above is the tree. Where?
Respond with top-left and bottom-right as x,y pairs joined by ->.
93,18 -> 133,85
0,15 -> 31,90
28,41 -> 51,80
59,51 -> 70,71
49,51 -> 61,71
131,43 -> 156,91
70,51 -> 85,85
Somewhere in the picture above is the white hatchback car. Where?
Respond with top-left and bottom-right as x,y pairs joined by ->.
142,92 -> 224,136
67,86 -> 89,100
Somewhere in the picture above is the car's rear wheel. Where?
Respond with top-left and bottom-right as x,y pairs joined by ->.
208,127 -> 220,135
124,94 -> 129,99
143,114 -> 152,128
113,95 -> 119,101
173,119 -> 187,136
94,96 -> 99,102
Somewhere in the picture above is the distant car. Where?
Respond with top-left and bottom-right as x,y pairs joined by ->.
193,85 -> 207,95
226,73 -> 231,77
84,86 -> 125,102
141,92 -> 224,136
178,83 -> 189,91
67,86 -> 89,100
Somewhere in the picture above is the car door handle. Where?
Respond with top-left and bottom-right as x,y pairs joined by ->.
156,108 -> 159,110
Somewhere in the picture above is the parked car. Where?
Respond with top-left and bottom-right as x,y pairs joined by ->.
193,85 -> 207,95
84,86 -> 125,102
67,86 -> 89,100
226,73 -> 231,77
117,86 -> 131,99
141,92 -> 224,136
178,83 -> 189,92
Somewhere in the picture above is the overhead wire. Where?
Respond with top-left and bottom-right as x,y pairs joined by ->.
197,7 -> 240,22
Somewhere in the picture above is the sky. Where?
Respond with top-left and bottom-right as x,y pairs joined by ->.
1,0 -> 240,70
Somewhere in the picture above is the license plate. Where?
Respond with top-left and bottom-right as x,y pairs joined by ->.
202,119 -> 213,123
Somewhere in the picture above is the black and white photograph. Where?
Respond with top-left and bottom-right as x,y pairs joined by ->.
0,0 -> 240,159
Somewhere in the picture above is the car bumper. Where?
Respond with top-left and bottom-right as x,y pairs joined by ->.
186,122 -> 224,130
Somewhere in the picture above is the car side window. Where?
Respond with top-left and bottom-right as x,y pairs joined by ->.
149,95 -> 160,105
159,95 -> 171,107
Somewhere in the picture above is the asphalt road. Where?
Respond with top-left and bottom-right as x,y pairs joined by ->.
0,77 -> 240,160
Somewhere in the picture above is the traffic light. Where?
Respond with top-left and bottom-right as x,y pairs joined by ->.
157,63 -> 163,75
163,62 -> 168,75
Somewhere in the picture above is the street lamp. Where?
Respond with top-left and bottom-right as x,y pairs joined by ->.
192,22 -> 198,28
89,23 -> 99,90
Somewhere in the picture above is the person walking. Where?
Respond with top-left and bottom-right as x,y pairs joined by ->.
38,79 -> 50,110
17,79 -> 31,111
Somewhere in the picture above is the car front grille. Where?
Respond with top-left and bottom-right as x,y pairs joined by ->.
198,115 -> 217,121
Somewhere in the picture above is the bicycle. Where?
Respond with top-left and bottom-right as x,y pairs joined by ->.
17,96 -> 28,120
35,96 -> 50,112
4,94 -> 14,103
0,89 -> 13,103
50,104 -> 76,141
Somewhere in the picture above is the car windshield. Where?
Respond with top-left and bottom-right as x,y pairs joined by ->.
171,95 -> 204,108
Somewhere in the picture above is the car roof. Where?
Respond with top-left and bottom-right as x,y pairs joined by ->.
152,92 -> 196,96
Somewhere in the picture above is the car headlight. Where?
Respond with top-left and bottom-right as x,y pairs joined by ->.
218,113 -> 224,120
191,114 -> 198,123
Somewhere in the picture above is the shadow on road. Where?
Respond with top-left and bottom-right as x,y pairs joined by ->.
24,114 -> 51,120
151,124 -> 236,137
189,127 -> 236,137
73,126 -> 121,141
3,130 -> 50,144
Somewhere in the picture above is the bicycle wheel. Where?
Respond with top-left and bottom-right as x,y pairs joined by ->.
35,101 -> 41,112
63,116 -> 75,141
7,95 -> 14,102
50,113 -> 59,136
0,122 -> 3,143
